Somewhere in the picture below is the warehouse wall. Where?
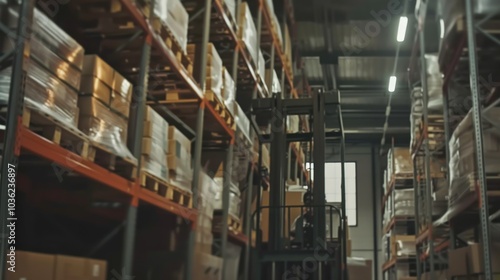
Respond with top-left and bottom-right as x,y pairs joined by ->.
327,144 -> 382,280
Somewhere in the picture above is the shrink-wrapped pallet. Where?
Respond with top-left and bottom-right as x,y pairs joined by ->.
168,126 -> 193,192
222,67 -> 236,115
387,148 -> 413,176
448,108 -> 500,208
142,106 -> 169,180
266,68 -> 282,95
238,2 -> 258,63
187,43 -> 223,99
0,62 -> 79,127
213,178 -> 241,218
78,96 -> 135,161
154,0 -> 189,52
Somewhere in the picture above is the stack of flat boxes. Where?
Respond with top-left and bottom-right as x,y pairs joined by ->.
265,68 -> 281,97
238,3 -> 258,64
167,126 -> 193,191
154,0 -> 189,52
142,106 -> 169,181
1,9 -> 83,127
213,177 -> 241,221
222,67 -> 236,117
196,172 -> 217,254
78,55 -> 134,159
187,43 -> 223,103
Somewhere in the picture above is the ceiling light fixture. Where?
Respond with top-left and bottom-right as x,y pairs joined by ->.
388,76 -> 397,92
440,19 -> 445,39
397,16 -> 408,42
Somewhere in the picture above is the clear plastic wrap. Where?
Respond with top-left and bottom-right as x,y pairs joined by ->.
112,72 -> 133,102
0,62 -> 79,128
448,113 -> 500,207
153,0 -> 168,24
78,96 -> 136,162
80,75 -> 112,106
6,8 -> 84,70
187,44 -> 223,98
142,106 -> 169,180
394,235 -> 416,257
28,36 -> 81,90
213,178 -> 241,218
394,189 -> 415,216
235,103 -> 251,142
238,2 -> 258,63
265,69 -> 281,95
258,50 -> 266,91
167,0 -> 189,52
198,171 -> 217,219
168,126 -> 193,192
222,68 -> 236,114
224,0 -> 236,22
425,54 -> 443,112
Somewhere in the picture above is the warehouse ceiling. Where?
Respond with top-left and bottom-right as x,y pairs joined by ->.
292,0 -> 440,145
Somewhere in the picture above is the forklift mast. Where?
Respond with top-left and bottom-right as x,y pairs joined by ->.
251,88 -> 348,280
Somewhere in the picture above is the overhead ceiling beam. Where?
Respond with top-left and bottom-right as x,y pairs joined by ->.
300,51 -> 414,63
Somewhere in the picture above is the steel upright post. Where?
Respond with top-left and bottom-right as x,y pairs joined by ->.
312,89 -> 326,245
465,1 -> 493,278
123,34 -> 152,276
221,142 -> 235,280
186,0 -> 212,279
243,156 -> 254,280
419,23 -> 435,279
0,0 -> 34,275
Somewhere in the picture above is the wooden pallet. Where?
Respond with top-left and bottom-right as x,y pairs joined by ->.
213,213 -> 242,234
141,170 -> 193,208
205,91 -> 235,130
88,142 -> 138,180
22,107 -> 91,159
151,18 -> 194,76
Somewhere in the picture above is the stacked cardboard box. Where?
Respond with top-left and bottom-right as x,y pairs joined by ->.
78,55 -> 135,160
5,251 -> 107,280
142,106 -> 169,180
449,243 -> 500,277
0,9 -> 83,128
167,126 -> 193,191
387,148 -> 413,176
222,67 -> 236,117
187,43 -> 223,102
238,2 -> 258,63
347,258 -> 372,280
213,177 -> 241,219
448,108 -> 500,208
154,0 -> 189,52
193,253 -> 223,280
196,172 -> 217,254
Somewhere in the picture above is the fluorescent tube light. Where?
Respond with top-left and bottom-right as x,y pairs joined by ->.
388,76 -> 397,92
440,19 -> 445,39
397,16 -> 408,42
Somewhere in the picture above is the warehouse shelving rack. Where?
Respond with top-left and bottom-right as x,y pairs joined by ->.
381,156 -> 416,280
407,1 -> 500,280
0,0 -> 300,279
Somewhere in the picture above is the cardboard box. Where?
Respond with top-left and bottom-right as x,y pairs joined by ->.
54,255 -> 107,280
82,55 -> 114,87
110,93 -> 130,119
80,75 -> 112,105
193,252 -> 223,280
112,71 -> 133,101
168,126 -> 191,154
347,259 -> 372,280
195,227 -> 213,254
449,243 -> 500,276
5,251 -> 55,280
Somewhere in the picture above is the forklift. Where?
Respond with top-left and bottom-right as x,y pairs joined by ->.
250,88 -> 349,280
